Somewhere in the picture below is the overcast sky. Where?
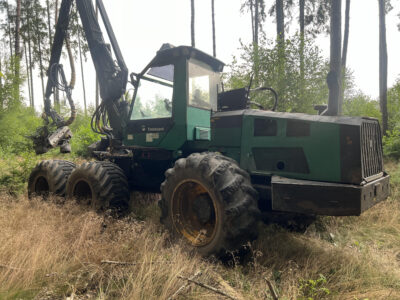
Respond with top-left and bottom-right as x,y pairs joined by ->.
30,0 -> 400,110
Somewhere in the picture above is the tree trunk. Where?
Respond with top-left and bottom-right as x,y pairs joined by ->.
191,0 -> 195,47
326,0 -> 342,116
250,0 -> 255,43
54,0 -> 60,108
299,0 -> 305,81
342,0 -> 351,69
276,0 -> 284,43
14,0 -> 21,101
6,0 -> 13,58
299,0 -> 305,103
15,0 -> 21,59
55,0 -> 59,23
340,0 -> 351,112
378,0 -> 388,134
211,0 -> 216,57
24,41 -> 31,106
254,0 -> 259,45
27,13 -> 35,108
46,0 -> 52,51
78,28 -> 87,115
35,0 -> 45,102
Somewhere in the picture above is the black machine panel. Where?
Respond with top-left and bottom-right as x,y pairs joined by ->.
252,147 -> 310,174
217,88 -> 248,112
254,119 -> 278,136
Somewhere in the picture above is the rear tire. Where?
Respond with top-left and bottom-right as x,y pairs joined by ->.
159,152 -> 260,256
28,160 -> 76,199
66,161 -> 129,213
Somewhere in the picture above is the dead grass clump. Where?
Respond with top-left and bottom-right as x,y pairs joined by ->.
1,160 -> 400,300
0,195 -> 218,299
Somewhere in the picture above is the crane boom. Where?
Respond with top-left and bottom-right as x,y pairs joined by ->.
33,0 -> 128,154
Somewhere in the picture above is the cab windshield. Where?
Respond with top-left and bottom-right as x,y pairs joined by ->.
130,64 -> 174,120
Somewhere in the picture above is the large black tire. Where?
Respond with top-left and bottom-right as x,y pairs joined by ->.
159,152 -> 260,256
28,160 -> 76,199
66,161 -> 129,212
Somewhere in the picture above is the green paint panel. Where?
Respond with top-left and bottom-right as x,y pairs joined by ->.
187,106 -> 211,141
240,114 -> 342,182
211,127 -> 242,147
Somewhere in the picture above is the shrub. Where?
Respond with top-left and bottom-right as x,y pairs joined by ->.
383,127 -> 400,160
69,109 -> 100,157
0,106 -> 41,155
343,93 -> 381,120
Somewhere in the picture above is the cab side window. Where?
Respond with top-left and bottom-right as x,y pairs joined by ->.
188,60 -> 220,110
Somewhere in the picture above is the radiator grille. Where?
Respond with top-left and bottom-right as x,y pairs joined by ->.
361,120 -> 383,179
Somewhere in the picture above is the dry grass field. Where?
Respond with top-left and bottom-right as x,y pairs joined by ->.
0,162 -> 399,299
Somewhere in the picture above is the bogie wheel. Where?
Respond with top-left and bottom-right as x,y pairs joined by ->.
66,161 -> 129,213
28,160 -> 76,199
160,152 -> 260,256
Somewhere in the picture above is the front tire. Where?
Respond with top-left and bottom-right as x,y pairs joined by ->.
66,161 -> 129,212
160,152 -> 260,256
28,160 -> 76,199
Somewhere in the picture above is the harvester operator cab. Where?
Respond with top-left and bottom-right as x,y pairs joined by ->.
125,44 -> 224,152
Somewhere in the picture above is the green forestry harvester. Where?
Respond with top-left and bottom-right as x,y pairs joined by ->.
28,0 -> 390,256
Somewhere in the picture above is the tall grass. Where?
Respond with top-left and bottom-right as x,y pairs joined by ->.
0,163 -> 399,299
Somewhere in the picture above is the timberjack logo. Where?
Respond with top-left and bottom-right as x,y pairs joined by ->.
147,127 -> 164,132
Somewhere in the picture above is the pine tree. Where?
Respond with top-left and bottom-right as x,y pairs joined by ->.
327,0 -> 342,116
378,0 -> 389,134
211,0 -> 216,57
191,0 -> 195,47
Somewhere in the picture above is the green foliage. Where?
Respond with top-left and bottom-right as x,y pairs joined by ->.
298,274 -> 331,300
342,93 -> 381,120
383,80 -> 400,159
0,56 -> 24,109
69,107 -> 100,157
228,35 -> 329,114
0,106 -> 41,154
383,128 -> 400,160
0,151 -> 37,195
387,79 -> 400,131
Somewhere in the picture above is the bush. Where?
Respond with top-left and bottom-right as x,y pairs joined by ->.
0,106 -> 41,155
343,93 -> 381,120
0,151 -> 37,195
69,109 -> 100,157
383,128 -> 400,160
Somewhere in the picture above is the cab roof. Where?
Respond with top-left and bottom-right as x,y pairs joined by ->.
150,44 -> 225,72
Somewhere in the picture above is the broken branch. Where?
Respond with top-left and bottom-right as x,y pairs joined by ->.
177,275 -> 238,300
265,278 -> 279,300
168,270 -> 202,300
100,260 -> 173,266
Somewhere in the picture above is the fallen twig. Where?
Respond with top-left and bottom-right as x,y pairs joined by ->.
177,275 -> 238,300
100,260 -> 173,266
264,278 -> 279,300
168,270 -> 202,300
212,271 -> 245,300
0,263 -> 26,271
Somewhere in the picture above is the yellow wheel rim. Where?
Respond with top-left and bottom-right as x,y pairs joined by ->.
171,179 -> 219,247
